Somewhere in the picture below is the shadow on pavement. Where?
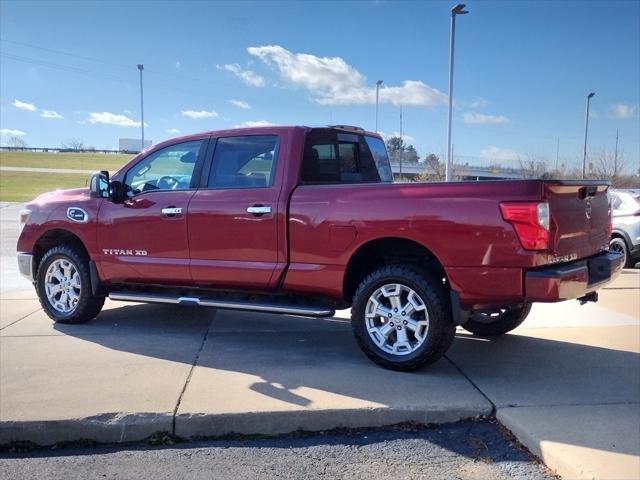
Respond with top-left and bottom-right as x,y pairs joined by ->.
50,301 -> 640,460
53,303 -> 469,410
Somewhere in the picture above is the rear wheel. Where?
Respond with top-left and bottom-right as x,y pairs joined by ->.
462,303 -> 532,336
609,236 -> 631,268
36,245 -> 105,324
351,265 -> 455,371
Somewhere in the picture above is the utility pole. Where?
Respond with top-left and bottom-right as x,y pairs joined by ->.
137,64 -> 145,152
375,80 -> 383,132
445,3 -> 469,182
582,92 -> 595,179
399,104 -> 403,180
614,129 -> 619,176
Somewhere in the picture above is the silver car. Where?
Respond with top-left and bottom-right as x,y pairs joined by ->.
609,189 -> 640,267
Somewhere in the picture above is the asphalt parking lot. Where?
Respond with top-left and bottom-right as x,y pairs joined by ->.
1,202 -> 639,479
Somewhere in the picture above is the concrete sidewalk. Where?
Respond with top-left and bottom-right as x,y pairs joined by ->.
0,298 -> 491,445
1,271 -> 638,480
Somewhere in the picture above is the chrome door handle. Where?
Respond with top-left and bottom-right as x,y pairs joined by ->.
246,205 -> 272,215
161,207 -> 182,216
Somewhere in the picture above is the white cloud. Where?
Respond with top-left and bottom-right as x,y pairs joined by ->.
379,131 -> 416,143
0,128 -> 26,136
12,99 -> 37,111
228,99 -> 251,109
167,128 -> 181,134
480,146 -> 521,161
175,61 -> 181,69
463,112 -> 509,124
234,120 -> 278,128
246,45 -> 447,106
608,103 -> 638,119
181,109 -> 218,119
469,97 -> 490,108
123,109 -> 132,115
218,63 -> 266,87
40,109 -> 63,119
88,112 -> 144,127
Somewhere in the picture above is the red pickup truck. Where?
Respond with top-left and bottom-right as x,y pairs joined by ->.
17,125 -> 623,370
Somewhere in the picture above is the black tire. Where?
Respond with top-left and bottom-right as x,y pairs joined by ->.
462,303 -> 532,337
351,265 -> 455,371
36,245 -> 105,324
609,236 -> 631,268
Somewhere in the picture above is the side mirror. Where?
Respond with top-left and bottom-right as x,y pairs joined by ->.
90,171 -> 110,199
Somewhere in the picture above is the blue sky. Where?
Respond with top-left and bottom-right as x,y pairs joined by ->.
1,0 -> 639,171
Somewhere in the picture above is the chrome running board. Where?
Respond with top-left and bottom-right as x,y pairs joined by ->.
108,292 -> 335,317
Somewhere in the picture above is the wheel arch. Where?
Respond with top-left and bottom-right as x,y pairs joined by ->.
33,228 -> 91,271
342,236 -> 447,303
611,228 -> 632,249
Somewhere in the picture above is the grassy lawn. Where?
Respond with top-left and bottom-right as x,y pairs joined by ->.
0,151 -> 136,202
0,150 -> 133,172
0,171 -> 90,202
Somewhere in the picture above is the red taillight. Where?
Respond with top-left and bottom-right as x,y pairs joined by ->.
500,202 -> 549,250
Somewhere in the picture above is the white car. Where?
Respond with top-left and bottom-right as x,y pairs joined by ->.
610,189 -> 640,267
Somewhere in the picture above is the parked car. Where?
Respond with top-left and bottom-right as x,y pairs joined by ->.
609,189 -> 640,267
16,126 -> 624,370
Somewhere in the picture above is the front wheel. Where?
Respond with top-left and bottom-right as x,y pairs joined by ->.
351,265 -> 455,371
36,245 -> 105,324
462,303 -> 532,336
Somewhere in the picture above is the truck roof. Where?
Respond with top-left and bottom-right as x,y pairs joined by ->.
131,125 -> 382,161
161,125 -> 378,145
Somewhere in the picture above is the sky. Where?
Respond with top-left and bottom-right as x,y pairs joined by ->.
1,0 -> 639,171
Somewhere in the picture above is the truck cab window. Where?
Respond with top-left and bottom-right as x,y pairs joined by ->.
301,130 -> 392,184
124,140 -> 203,196
208,135 -> 279,188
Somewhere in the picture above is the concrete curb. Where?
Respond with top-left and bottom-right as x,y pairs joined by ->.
497,405 -> 640,480
174,405 -> 492,439
0,404 -> 492,447
0,413 -> 174,446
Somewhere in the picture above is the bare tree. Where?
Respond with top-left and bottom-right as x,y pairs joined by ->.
518,154 -> 548,179
414,153 -> 462,182
6,136 -> 27,149
415,153 -> 444,181
592,149 -> 627,183
61,138 -> 85,151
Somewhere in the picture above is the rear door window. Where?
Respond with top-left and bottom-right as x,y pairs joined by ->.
301,130 -> 392,184
207,135 -> 279,188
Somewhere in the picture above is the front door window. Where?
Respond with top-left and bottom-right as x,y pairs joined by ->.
125,140 -> 203,196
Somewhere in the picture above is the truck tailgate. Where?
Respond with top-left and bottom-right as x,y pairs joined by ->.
545,181 -> 610,261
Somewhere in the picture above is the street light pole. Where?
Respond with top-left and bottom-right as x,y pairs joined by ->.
399,104 -> 403,180
445,4 -> 468,182
614,128 -> 619,176
582,92 -> 595,179
137,64 -> 145,152
375,80 -> 383,132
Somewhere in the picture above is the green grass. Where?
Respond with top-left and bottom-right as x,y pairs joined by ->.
0,151 -> 135,202
0,150 -> 133,172
0,171 -> 90,202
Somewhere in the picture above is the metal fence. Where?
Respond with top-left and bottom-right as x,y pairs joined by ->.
0,146 -> 132,154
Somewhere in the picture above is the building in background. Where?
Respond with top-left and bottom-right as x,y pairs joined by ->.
119,138 -> 152,153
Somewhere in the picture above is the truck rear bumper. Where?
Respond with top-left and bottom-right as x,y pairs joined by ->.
525,251 -> 624,302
